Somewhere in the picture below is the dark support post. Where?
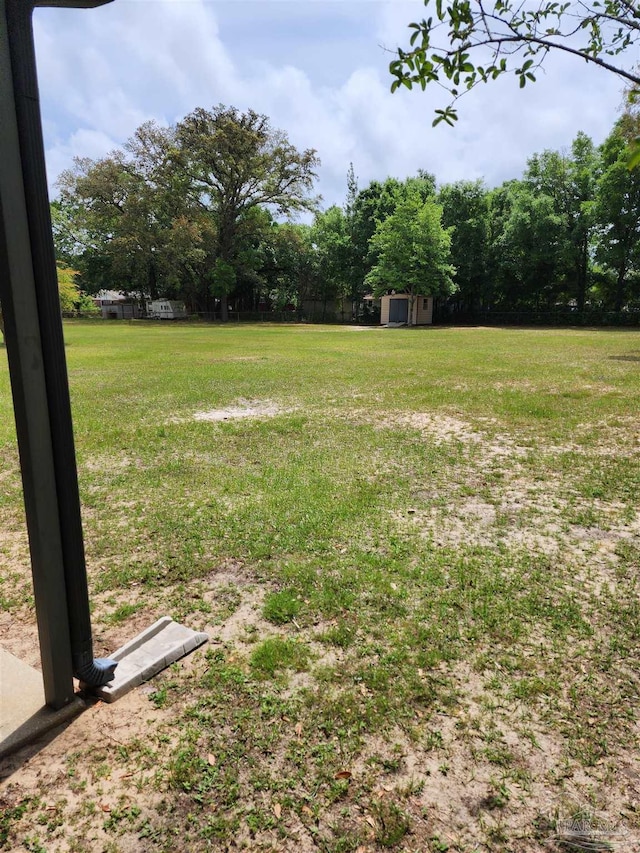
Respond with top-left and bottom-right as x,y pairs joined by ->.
0,0 -> 115,708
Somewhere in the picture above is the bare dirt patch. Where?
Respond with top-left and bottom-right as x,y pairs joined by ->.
0,678 -> 180,853
192,398 -> 292,422
393,496 -> 497,548
81,455 -> 142,474
317,660 -> 640,852
0,608 -> 40,670
345,407 -> 537,461
385,411 -> 484,445
205,584 -> 267,646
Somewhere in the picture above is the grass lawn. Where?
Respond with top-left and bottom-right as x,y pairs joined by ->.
1,321 -> 639,852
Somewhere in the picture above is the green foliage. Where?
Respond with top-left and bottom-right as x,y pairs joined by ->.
209,258 -> 236,298
595,116 -> 640,310
263,589 -> 301,625
438,179 -> 491,313
250,637 -> 310,678
311,205 -> 353,311
176,105 -> 319,319
56,106 -> 319,319
433,126 -> 640,318
350,174 -> 436,285
56,264 -> 97,314
365,191 -> 455,321
57,122 -> 200,300
524,133 -> 598,311
496,183 -> 568,309
56,265 -> 80,312
390,0 -> 640,123
262,221 -> 317,311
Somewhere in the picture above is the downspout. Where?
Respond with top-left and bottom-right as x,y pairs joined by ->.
6,0 -> 116,687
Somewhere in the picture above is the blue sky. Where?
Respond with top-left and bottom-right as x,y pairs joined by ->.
33,0 -> 632,214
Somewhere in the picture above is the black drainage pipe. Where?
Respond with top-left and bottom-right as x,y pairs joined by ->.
5,0 -> 116,688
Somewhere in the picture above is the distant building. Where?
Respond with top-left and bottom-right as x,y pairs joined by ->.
380,293 -> 433,326
94,291 -> 144,320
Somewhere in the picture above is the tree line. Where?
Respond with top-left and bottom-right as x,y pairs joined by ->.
53,103 -> 640,323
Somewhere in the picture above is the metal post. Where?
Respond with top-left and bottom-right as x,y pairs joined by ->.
0,0 -> 115,708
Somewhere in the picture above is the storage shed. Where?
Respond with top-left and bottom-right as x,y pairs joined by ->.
380,293 -> 433,326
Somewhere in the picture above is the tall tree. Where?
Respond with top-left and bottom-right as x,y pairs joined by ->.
350,173 -> 437,297
57,123 -> 199,302
438,179 -> 491,316
56,109 -> 319,317
311,206 -> 352,320
493,181 -> 567,310
595,118 -> 640,310
176,105 -> 319,320
567,133 -> 599,311
365,192 -> 455,325
260,222 -> 317,313
343,164 -> 367,318
485,181 -> 517,310
524,133 -> 598,310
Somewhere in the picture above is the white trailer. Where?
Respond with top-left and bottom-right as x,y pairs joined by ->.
147,300 -> 188,320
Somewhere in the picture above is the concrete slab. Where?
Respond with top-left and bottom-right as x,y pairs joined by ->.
0,648 -> 84,759
90,617 -> 208,703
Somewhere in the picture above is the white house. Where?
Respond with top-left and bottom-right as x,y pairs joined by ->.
94,290 -> 144,320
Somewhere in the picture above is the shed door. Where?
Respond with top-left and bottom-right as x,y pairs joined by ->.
389,298 -> 408,323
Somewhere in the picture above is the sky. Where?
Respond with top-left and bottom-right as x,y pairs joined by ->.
33,0 -> 634,215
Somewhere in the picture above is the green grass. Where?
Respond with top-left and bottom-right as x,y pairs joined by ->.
250,636 -> 311,678
1,322 -> 640,852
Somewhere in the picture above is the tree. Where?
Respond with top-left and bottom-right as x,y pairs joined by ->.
311,206 -> 352,320
595,118 -> 640,310
492,181 -> 568,310
259,222 -> 317,313
56,265 -> 97,314
524,132 -> 598,310
390,1 -> 640,125
365,192 -> 455,325
56,108 -> 319,319
349,173 -> 437,297
56,265 -> 81,312
176,105 -> 320,320
343,163 -> 367,318
57,123 -> 198,302
438,179 -> 491,316
565,133 -> 599,311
